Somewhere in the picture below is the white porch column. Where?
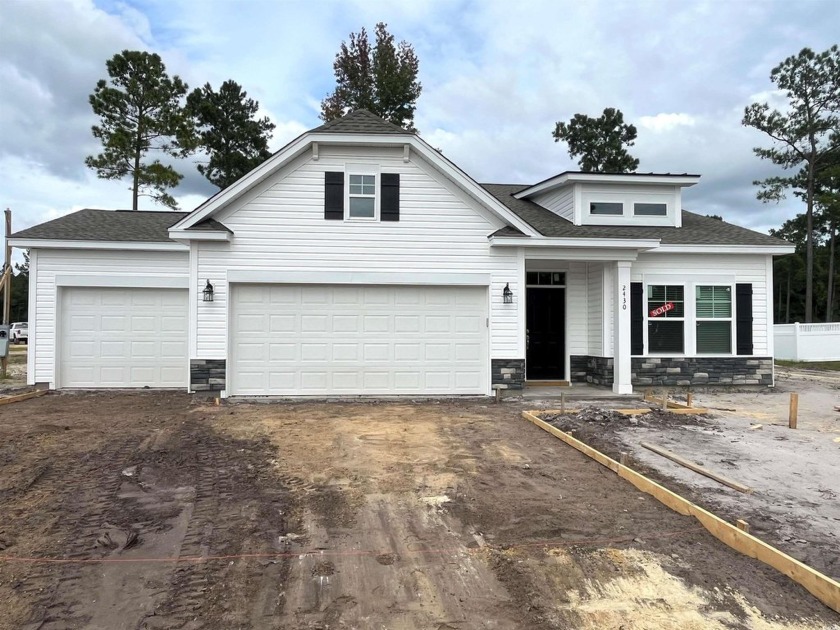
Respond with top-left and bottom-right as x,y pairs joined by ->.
613,261 -> 633,394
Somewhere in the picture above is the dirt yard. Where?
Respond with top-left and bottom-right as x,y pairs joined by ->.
540,364 -> 840,585
1,393 -> 838,629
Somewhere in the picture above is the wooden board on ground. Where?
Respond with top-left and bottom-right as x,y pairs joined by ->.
640,441 -> 753,494
0,390 -> 47,406
522,410 -> 840,614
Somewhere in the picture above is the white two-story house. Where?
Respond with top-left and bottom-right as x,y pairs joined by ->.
10,110 -> 792,396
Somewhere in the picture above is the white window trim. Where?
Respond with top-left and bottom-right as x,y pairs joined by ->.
645,283 -> 686,355
588,201 -> 623,216
344,164 -> 380,222
633,202 -> 668,217
694,284 -> 735,356
642,280 -> 737,357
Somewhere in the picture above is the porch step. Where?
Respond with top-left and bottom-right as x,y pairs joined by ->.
526,380 -> 570,387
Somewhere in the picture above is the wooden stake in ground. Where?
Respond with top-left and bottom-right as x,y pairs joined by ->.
686,392 -> 693,408
789,393 -> 799,429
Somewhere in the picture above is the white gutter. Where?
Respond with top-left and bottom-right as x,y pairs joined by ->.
651,244 -> 795,255
8,239 -> 188,251
168,229 -> 231,242
489,236 -> 661,250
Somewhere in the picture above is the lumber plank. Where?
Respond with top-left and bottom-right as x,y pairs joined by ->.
639,441 -> 753,494
522,410 -> 840,614
0,389 -> 47,406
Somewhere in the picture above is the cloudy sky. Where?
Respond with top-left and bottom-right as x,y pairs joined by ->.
1,0 -> 838,251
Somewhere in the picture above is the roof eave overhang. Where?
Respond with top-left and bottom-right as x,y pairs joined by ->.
172,132 -> 541,238
8,238 -> 188,251
650,244 -> 795,255
514,173 -> 701,199
167,229 -> 232,244
489,236 -> 661,251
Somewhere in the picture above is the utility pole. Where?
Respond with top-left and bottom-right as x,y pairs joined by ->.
1,208 -> 11,379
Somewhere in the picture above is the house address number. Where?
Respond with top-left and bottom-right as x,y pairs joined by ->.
621,284 -> 627,310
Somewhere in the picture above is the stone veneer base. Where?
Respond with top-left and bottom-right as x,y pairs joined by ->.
571,355 -> 773,387
491,359 -> 525,390
190,359 -> 226,392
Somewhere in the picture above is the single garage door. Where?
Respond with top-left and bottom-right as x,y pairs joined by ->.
59,287 -> 188,388
230,284 -> 488,396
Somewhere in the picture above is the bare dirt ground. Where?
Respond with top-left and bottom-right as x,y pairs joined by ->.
540,366 -> 840,586
1,392 -> 838,629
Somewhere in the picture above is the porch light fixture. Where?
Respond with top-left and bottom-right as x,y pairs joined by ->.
202,279 -> 214,302
502,283 -> 513,304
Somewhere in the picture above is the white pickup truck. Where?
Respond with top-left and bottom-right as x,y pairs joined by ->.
10,322 -> 28,344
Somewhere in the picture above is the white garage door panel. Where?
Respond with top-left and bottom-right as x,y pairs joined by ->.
60,288 -> 188,388
231,284 -> 488,396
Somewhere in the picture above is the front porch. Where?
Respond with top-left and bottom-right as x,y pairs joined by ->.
489,253 -> 774,396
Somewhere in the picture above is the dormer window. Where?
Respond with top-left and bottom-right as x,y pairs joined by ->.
634,203 -> 667,216
589,202 -> 623,215
348,174 -> 377,219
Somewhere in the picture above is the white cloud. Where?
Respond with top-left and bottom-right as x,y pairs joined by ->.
638,113 -> 697,133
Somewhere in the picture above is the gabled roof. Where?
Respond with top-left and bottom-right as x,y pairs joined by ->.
171,110 -> 540,237
10,209 -> 229,242
310,109 -> 411,135
483,184 -> 790,247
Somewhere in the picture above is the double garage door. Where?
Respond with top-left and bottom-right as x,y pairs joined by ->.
59,287 -> 188,388
230,284 -> 489,396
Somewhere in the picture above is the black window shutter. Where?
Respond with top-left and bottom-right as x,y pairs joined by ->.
381,173 -> 400,221
736,283 -> 753,355
631,282 -> 644,355
324,171 -> 344,220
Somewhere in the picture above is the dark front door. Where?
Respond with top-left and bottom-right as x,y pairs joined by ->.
526,288 -> 566,380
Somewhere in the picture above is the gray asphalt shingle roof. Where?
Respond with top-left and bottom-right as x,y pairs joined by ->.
11,209 -> 229,242
482,184 -> 789,247
310,109 -> 411,135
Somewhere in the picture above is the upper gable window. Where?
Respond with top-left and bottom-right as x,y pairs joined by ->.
348,174 -> 376,219
590,202 -> 623,215
634,202 -> 667,216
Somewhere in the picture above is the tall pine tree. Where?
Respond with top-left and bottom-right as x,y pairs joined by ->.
187,80 -> 275,190
553,108 -> 640,173
86,50 -> 195,210
743,45 -> 840,322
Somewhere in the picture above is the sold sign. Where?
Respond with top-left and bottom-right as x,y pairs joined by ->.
649,302 -> 675,317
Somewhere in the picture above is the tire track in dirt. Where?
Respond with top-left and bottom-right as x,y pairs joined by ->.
21,437 -> 139,630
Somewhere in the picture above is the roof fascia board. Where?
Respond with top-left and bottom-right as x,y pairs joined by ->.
515,173 -> 701,199
173,132 -> 540,237
167,229 -> 231,242
490,236 -> 660,250
8,239 -> 187,251
650,244 -> 794,255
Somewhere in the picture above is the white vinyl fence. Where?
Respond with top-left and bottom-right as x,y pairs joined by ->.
774,322 -> 840,361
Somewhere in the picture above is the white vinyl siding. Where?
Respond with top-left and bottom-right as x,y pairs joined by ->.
230,284 -> 488,396
587,263 -> 603,355
630,254 -> 770,355
531,186 -> 575,221
59,288 -> 188,388
32,249 -> 189,385
197,144 -> 519,362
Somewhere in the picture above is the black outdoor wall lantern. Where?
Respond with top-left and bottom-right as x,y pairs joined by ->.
203,279 -> 214,302
503,283 -> 513,304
